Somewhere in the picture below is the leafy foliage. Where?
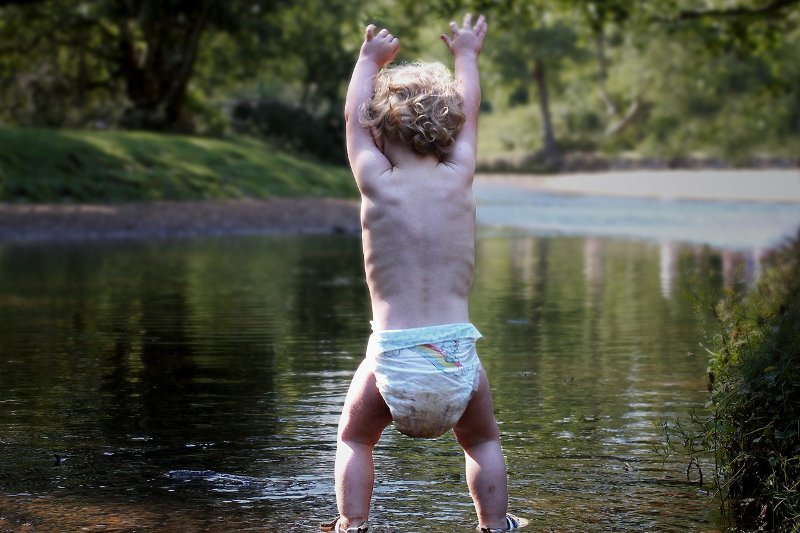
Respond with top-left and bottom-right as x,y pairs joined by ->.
708,235 -> 800,531
231,98 -> 346,165
660,234 -> 800,531
0,0 -> 288,131
0,0 -> 798,164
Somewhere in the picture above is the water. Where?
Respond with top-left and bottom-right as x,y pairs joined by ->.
4,177 -> 795,531
474,180 -> 800,251
0,228 -> 750,532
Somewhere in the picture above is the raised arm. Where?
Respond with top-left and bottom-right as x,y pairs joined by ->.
440,13 -> 488,169
345,25 -> 400,185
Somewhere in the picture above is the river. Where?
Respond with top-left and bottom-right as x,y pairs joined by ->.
1,175 -> 798,531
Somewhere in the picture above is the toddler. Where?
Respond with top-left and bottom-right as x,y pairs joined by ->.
323,14 -> 526,533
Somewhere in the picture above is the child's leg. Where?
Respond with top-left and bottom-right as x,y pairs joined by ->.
453,368 -> 509,529
335,358 -> 392,527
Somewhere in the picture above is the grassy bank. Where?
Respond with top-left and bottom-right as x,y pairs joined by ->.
0,128 -> 356,202
662,234 -> 800,532
710,235 -> 800,531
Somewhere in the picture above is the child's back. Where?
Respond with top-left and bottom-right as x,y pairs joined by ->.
359,150 -> 476,330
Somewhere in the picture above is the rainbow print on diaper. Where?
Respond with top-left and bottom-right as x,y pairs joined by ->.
409,342 -> 464,373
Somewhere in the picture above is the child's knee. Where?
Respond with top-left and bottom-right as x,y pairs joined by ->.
337,407 -> 390,446
337,425 -> 382,448
455,428 -> 501,452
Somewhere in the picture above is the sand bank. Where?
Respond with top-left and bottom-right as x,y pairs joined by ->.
477,170 -> 800,202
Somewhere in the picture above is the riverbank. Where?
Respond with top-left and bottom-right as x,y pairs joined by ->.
661,234 -> 800,531
0,197 -> 360,243
0,128 -> 356,202
477,170 -> 800,203
3,170 -> 799,244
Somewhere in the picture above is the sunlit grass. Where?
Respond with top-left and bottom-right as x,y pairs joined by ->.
0,128 -> 356,202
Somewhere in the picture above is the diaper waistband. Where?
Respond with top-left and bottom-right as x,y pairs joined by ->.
367,322 -> 482,355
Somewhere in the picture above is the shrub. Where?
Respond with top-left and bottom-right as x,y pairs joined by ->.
661,232 -> 800,532
231,98 -> 346,165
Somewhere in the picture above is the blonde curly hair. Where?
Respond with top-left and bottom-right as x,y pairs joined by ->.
359,61 -> 465,160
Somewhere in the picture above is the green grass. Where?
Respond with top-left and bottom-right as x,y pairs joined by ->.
0,128 -> 357,202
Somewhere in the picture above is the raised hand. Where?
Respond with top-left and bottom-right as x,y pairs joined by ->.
440,13 -> 488,57
360,24 -> 400,68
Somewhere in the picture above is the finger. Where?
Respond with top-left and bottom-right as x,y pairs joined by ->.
475,14 -> 487,32
365,24 -> 376,40
385,33 -> 394,42
463,12 -> 472,29
377,28 -> 389,38
449,20 -> 459,34
440,33 -> 452,49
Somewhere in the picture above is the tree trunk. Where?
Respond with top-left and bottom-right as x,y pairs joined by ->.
117,0 -> 212,131
533,58 -> 561,165
605,99 -> 641,136
594,32 -> 618,116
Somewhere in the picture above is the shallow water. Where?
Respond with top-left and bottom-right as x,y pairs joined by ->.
0,230 -> 753,532
474,181 -> 800,250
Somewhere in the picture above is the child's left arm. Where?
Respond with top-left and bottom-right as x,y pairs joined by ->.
345,25 -> 400,185
440,14 -> 488,171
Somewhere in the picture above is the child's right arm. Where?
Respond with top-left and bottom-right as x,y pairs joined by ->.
345,25 -> 400,185
440,13 -> 488,172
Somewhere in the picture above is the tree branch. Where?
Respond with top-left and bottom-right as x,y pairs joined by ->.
0,0 -> 46,6
671,0 -> 800,20
604,99 -> 640,137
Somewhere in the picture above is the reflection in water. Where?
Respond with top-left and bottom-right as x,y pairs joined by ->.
657,243 -> 766,300
660,241 -> 677,299
583,237 -> 605,289
470,235 -> 727,532
0,234 -> 750,531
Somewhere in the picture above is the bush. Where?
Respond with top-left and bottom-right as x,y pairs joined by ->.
661,232 -> 800,532
711,235 -> 800,531
231,98 -> 346,165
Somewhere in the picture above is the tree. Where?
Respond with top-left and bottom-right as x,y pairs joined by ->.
666,0 -> 800,20
0,0 -> 45,5
612,0 -> 800,60
631,0 -> 800,159
0,0 -> 288,131
113,0 -> 214,130
574,2 -> 643,137
484,1 -> 581,167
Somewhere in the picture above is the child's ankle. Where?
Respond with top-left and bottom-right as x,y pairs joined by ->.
479,520 -> 509,532
338,517 -> 369,533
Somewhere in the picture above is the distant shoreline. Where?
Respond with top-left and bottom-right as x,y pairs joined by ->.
477,169 -> 800,203
0,197 -> 360,244
2,170 -> 798,244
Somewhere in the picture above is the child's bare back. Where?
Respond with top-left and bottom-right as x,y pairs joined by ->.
344,20 -> 487,331
358,154 -> 476,330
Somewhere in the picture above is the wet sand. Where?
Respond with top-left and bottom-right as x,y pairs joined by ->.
0,197 -> 360,243
477,170 -> 800,202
